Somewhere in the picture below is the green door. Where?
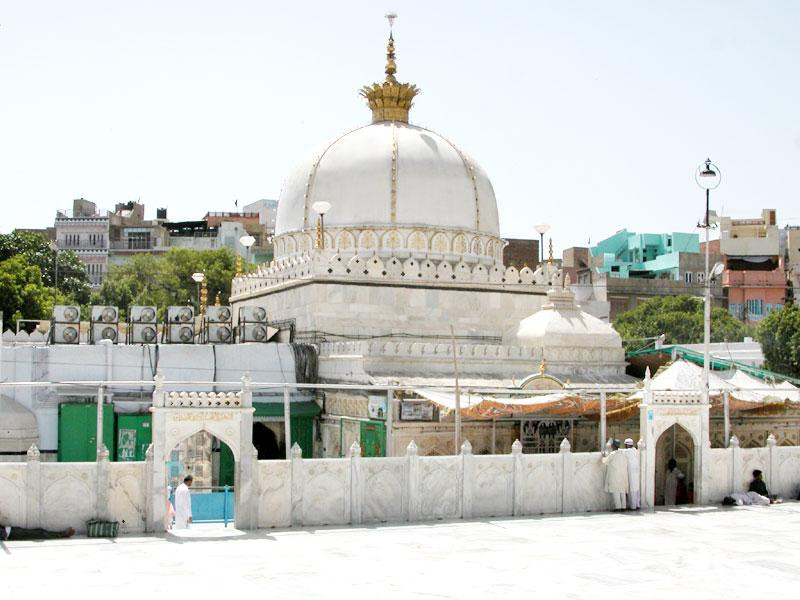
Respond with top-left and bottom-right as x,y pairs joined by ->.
290,416 -> 314,458
360,421 -> 386,457
58,403 -> 115,462
116,414 -> 152,461
219,442 -> 235,487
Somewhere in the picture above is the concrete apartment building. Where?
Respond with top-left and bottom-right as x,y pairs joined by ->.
719,209 -> 787,324
568,230 -> 724,321
54,199 -> 110,287
52,199 -> 277,287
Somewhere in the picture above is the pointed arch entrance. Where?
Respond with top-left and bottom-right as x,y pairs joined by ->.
147,375 -> 257,531
654,423 -> 695,505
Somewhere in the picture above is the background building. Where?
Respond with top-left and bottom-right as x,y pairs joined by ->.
719,209 -> 787,323
54,198 -> 110,287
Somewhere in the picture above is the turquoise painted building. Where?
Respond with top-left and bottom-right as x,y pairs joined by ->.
591,230 -> 700,280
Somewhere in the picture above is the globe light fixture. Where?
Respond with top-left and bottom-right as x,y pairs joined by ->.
240,234 -> 256,266
534,224 -> 550,263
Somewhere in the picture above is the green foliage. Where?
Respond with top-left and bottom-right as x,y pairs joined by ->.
0,255 -> 63,323
757,303 -> 800,378
614,294 -> 747,352
0,231 -> 91,304
92,247 -> 237,320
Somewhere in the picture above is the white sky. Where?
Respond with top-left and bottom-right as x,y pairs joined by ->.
1,1 -> 799,252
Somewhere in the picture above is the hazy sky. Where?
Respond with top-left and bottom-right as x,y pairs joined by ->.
1,1 -> 799,252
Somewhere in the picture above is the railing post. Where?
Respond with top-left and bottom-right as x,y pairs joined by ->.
290,442 -> 303,526
283,384 -> 292,460
560,438 -> 573,514
460,439 -> 473,519
96,444 -> 110,522
731,435 -> 742,492
349,441 -> 363,525
511,440 -> 523,516
25,444 -> 41,528
223,485 -> 229,528
405,441 -> 419,522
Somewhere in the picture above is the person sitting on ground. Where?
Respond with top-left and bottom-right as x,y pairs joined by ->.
664,458 -> 685,506
749,470 -> 769,497
1,522 -> 75,541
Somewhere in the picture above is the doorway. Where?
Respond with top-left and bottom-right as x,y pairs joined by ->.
654,424 -> 695,505
167,431 -> 235,527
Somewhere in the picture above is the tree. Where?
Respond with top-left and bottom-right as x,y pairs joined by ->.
0,231 -> 91,304
757,303 -> 800,378
0,255 -> 61,324
92,247 -> 237,320
614,294 -> 747,352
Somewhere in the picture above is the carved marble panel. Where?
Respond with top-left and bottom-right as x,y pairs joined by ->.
40,464 -> 96,532
471,456 -> 513,517
705,448 -> 732,503
418,456 -> 460,520
0,465 -> 25,526
259,460 -> 291,528
108,463 -> 146,533
570,452 -> 610,513
772,447 -> 800,498
302,459 -> 349,526
521,454 -> 561,515
363,457 -> 405,523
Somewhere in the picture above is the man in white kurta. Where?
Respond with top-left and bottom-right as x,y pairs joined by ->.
174,475 -> 193,529
603,439 -> 629,511
624,438 -> 641,510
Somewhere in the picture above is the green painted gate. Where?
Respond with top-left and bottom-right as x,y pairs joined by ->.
116,414 -> 152,462
218,442 -> 235,487
360,420 -> 386,457
58,403 -> 115,462
252,399 -> 320,459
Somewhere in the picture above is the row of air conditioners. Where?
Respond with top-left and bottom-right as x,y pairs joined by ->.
50,305 -> 277,345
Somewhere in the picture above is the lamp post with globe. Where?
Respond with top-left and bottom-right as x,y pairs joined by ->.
695,158 -> 722,406
240,235 -> 256,269
534,224 -> 550,265
312,201 -> 332,249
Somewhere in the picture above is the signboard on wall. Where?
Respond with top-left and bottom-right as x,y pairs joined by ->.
368,395 -> 387,420
400,402 -> 435,421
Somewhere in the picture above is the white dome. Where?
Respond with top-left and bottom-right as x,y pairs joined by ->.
276,121 -> 500,238
0,395 -> 38,453
506,288 -> 622,350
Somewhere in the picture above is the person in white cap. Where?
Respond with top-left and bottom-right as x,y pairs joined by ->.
602,439 -> 629,511
623,438 -> 641,510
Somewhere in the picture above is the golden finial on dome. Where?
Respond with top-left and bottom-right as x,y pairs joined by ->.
360,13 -> 420,124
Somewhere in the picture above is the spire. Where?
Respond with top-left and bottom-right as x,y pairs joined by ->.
360,13 -> 420,124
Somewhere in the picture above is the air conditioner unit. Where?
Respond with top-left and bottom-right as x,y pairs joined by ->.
206,306 -> 232,323
53,305 -> 80,323
130,323 -> 158,344
238,306 -> 267,323
238,323 -> 278,343
52,323 -> 80,344
91,324 -> 118,343
91,305 -> 118,323
207,323 -> 233,343
168,324 -> 195,344
129,305 -> 157,323
167,306 -> 195,324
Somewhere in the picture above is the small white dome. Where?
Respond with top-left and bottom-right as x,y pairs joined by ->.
0,396 -> 38,453
506,288 -> 622,350
276,121 -> 499,238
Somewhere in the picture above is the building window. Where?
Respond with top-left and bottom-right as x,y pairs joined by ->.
696,272 -> 705,284
684,272 -> 693,284
746,299 -> 764,318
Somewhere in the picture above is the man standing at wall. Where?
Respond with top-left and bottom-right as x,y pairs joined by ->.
174,475 -> 193,529
603,439 -> 629,511
624,438 -> 641,510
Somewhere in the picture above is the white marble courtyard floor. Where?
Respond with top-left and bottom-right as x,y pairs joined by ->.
5,503 -> 800,599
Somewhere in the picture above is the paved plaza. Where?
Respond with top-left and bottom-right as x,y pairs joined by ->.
5,504 -> 800,598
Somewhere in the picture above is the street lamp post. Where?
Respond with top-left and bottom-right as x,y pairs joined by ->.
695,158 -> 721,406
534,224 -> 550,265
312,201 -> 332,249
191,272 -> 205,313
239,235 -> 256,268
